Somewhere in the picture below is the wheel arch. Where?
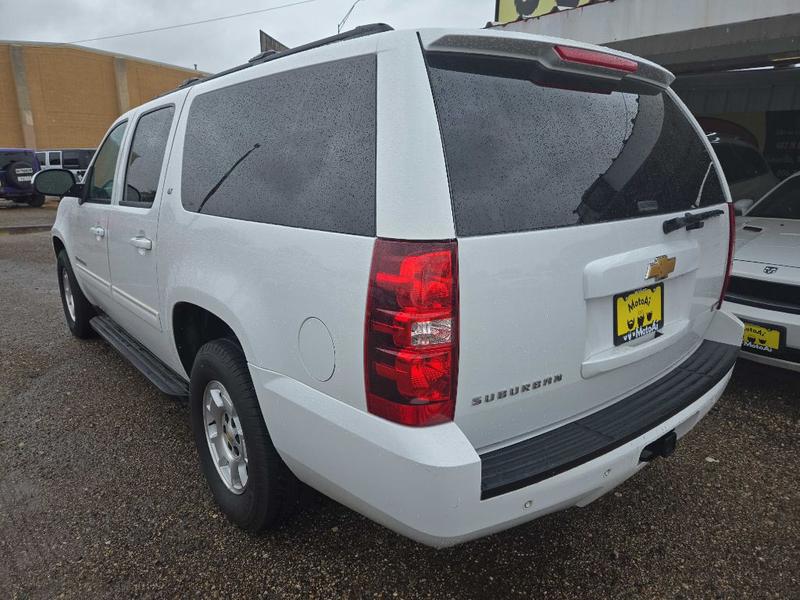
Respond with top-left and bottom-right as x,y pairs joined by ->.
172,302 -> 249,377
52,235 -> 66,258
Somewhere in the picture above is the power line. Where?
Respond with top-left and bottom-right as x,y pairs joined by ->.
66,0 -> 316,44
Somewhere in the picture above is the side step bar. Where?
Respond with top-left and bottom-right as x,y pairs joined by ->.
90,314 -> 189,397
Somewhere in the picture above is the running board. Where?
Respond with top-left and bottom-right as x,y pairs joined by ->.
90,314 -> 189,397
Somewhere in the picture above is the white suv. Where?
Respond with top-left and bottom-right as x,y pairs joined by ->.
35,25 -> 743,547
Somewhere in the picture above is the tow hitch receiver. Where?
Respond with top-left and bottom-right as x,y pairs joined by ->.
639,430 -> 677,463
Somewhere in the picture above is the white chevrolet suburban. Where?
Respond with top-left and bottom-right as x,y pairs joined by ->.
35,25 -> 744,547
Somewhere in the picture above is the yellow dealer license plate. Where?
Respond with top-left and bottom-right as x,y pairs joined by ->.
613,284 -> 664,346
742,322 -> 783,354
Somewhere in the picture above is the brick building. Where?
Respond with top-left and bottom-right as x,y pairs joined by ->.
0,41 -> 201,150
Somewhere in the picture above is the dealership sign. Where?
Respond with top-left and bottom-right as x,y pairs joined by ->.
495,0 -> 607,23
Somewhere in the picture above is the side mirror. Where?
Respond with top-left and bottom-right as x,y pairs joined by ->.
32,168 -> 76,197
733,198 -> 754,216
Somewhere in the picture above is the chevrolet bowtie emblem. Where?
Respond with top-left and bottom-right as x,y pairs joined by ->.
646,255 -> 676,281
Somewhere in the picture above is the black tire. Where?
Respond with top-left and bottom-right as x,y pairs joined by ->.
190,339 -> 299,531
56,249 -> 94,338
27,193 -> 45,207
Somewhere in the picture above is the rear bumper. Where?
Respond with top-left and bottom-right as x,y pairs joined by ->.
722,299 -> 800,372
251,314 -> 741,548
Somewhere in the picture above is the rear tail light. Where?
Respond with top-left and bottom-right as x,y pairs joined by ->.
365,239 -> 458,426
718,203 -> 736,309
554,45 -> 639,73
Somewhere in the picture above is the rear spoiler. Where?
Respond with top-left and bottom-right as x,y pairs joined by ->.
419,32 -> 674,90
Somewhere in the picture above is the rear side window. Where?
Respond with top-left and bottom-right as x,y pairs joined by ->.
181,55 -> 376,236
48,151 -> 61,166
123,106 -> 175,207
425,54 -> 726,236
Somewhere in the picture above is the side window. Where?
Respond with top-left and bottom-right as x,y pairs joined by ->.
62,150 -> 80,169
35,152 -> 46,165
181,55 -> 376,236
48,151 -> 61,166
86,122 -> 128,203
122,106 -> 175,208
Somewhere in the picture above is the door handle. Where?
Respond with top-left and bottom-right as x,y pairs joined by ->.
129,236 -> 153,251
89,225 -> 105,238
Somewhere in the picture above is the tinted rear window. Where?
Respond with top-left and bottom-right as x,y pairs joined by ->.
426,54 -> 726,236
181,55 -> 376,236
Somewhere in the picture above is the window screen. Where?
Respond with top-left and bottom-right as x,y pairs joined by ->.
425,53 -> 727,236
181,55 -> 376,236
123,106 -> 175,207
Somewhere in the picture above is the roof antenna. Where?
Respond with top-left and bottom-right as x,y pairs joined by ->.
338,0 -> 366,33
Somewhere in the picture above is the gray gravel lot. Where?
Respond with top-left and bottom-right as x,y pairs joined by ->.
1,216 -> 798,599
0,200 -> 59,229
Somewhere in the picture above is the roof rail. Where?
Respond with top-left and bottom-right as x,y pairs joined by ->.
164,23 -> 393,96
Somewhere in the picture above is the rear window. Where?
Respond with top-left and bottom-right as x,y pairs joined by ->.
0,151 -> 33,170
181,55 -> 376,236
748,176 -> 800,220
425,54 -> 726,236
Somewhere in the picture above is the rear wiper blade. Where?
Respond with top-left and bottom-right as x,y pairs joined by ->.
662,209 -> 725,234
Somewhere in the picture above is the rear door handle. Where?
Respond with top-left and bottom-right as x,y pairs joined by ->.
89,226 -> 105,238
129,236 -> 153,251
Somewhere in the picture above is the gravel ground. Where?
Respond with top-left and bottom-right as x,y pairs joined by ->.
0,200 -> 59,229
1,227 -> 798,599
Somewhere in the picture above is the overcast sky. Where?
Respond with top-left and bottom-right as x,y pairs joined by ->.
2,0 -> 493,73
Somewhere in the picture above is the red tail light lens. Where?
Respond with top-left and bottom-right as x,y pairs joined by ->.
718,203 -> 737,309
554,45 -> 639,73
365,239 -> 458,426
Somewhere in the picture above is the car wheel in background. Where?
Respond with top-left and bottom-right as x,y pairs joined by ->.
27,194 -> 45,207
190,338 -> 299,532
57,249 -> 94,338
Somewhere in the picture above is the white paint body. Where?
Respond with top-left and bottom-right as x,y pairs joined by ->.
52,28 -> 743,546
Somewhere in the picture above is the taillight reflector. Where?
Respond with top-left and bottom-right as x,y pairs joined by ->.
554,45 -> 639,73
365,239 -> 458,426
718,203 -> 736,309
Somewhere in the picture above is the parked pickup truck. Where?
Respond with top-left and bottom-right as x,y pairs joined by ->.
35,25 -> 743,547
